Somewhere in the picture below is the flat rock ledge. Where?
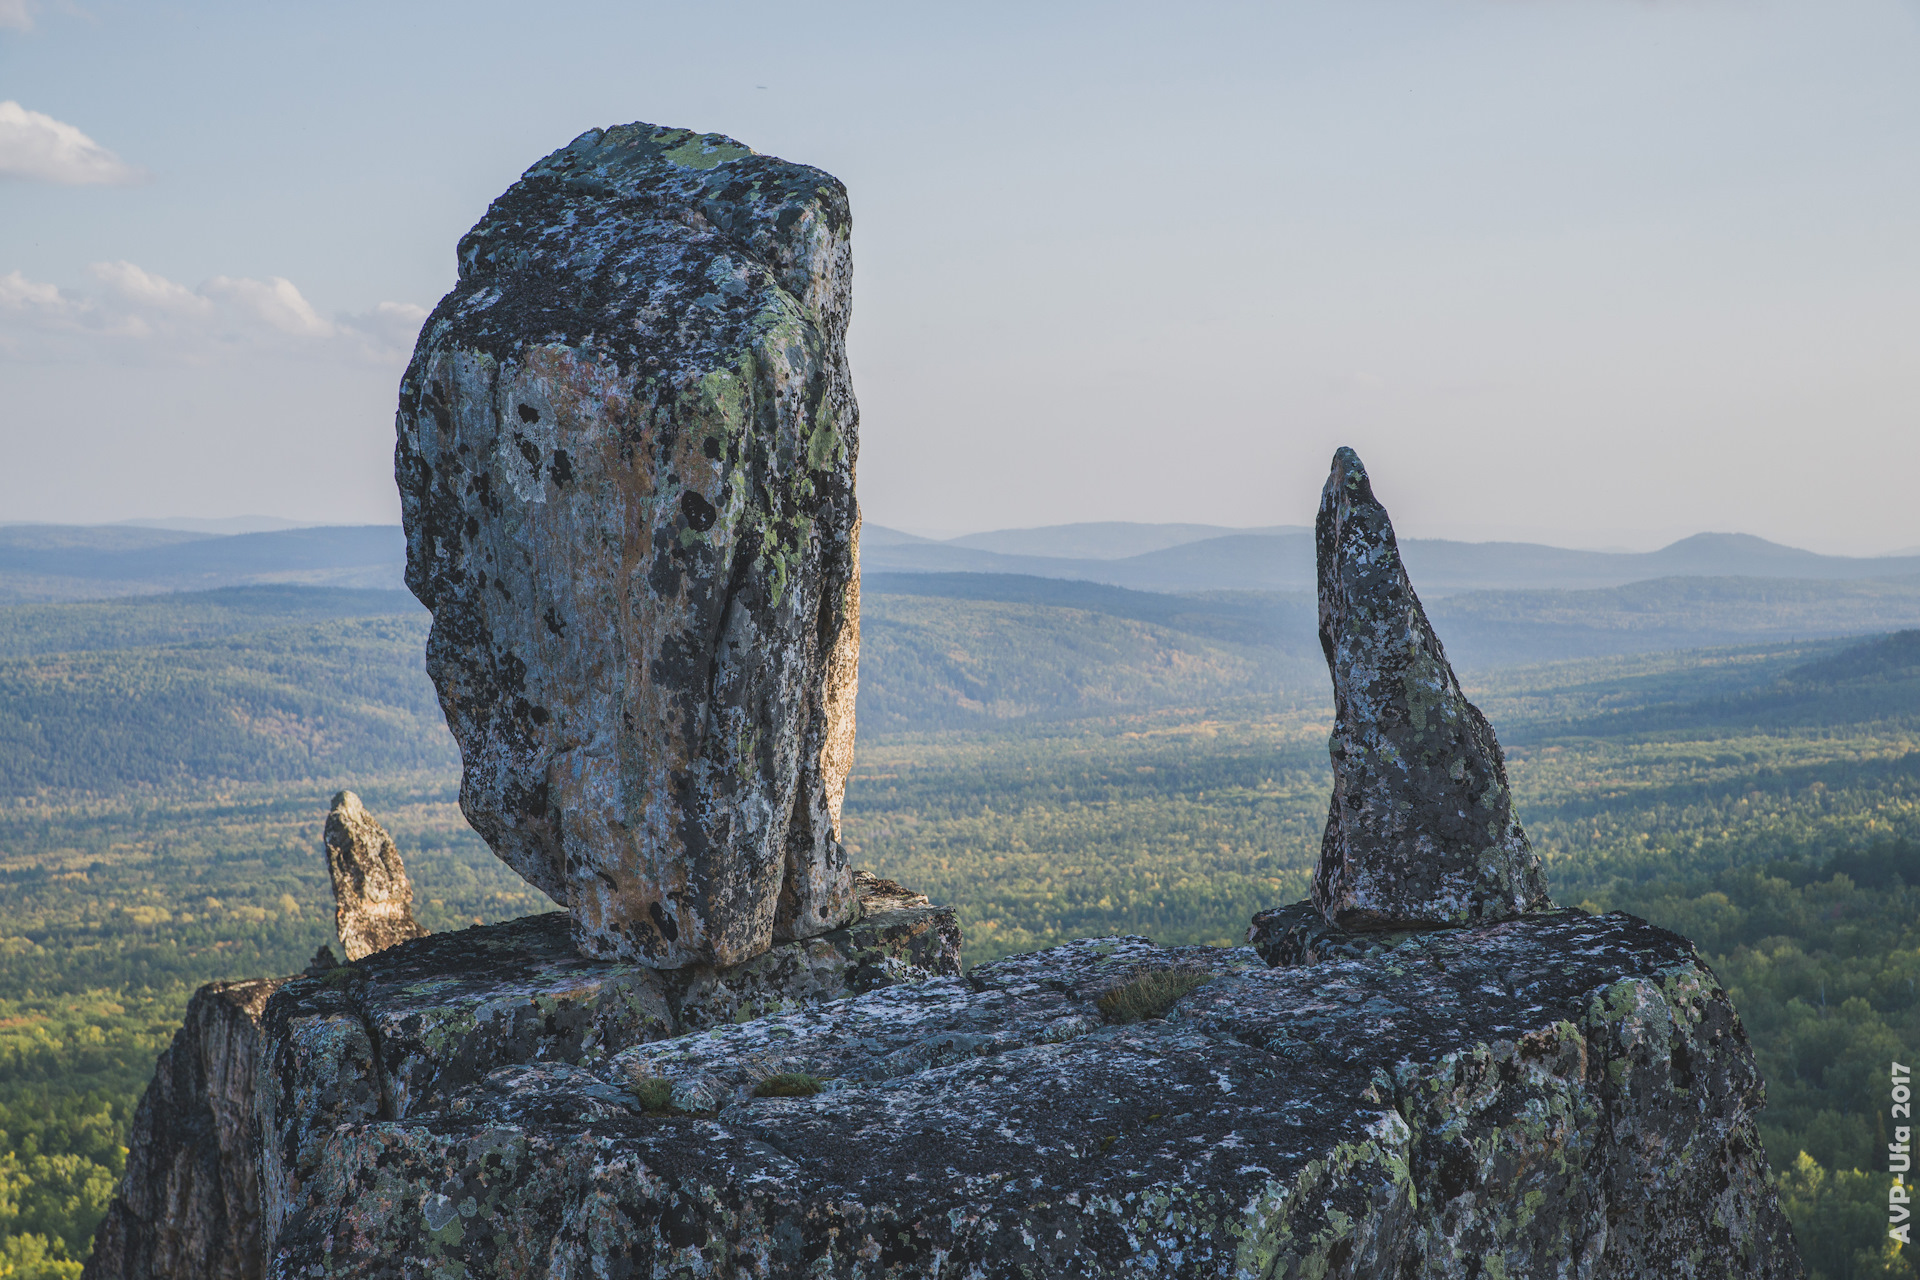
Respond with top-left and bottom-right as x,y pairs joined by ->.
87,873 -> 956,1280
257,908 -> 1798,1279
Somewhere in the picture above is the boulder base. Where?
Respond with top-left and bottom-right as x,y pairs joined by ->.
258,910 -> 1798,1278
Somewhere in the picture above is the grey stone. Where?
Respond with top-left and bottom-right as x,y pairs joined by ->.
1313,446 -> 1551,929
323,791 -> 428,961
82,978 -> 282,1280
254,871 -> 957,1259
395,122 -> 862,967
255,910 -> 1802,1278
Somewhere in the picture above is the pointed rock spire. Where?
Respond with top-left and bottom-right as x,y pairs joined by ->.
1312,447 -> 1550,929
324,791 -> 429,961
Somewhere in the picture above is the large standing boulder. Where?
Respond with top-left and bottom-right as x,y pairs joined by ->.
395,123 -> 862,967
1312,447 -> 1550,929
323,791 -> 428,961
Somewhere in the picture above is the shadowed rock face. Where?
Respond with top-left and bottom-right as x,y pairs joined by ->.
81,979 -> 282,1280
1312,447 -> 1551,929
323,792 -> 428,961
395,122 -> 861,967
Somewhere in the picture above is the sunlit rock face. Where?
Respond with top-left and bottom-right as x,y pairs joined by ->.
1312,447 -> 1551,929
395,123 -> 861,967
324,791 -> 428,961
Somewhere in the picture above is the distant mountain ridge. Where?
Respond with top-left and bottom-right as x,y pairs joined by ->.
0,524 -> 406,603
870,570 -> 1920,674
943,521 -> 1307,560
864,524 -> 1920,595
7,519 -> 1919,607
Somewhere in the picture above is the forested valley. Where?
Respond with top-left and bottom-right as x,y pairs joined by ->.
0,582 -> 1915,1276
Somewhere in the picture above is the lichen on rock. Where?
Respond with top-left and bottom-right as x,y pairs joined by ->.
92,125 -> 1806,1279
1312,446 -> 1551,930
257,912 -> 1802,1278
253,871 -> 957,1259
395,121 -> 863,968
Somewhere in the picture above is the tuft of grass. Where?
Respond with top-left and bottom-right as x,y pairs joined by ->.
628,1077 -> 676,1114
1097,970 -> 1214,1024
321,966 -> 359,991
752,1072 -> 824,1098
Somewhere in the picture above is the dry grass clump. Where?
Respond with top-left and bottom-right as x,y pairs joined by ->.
752,1072 -> 824,1098
628,1078 -> 677,1114
1097,970 -> 1214,1024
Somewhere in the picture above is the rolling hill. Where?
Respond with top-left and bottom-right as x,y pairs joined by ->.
0,525 -> 406,603
864,523 -> 1920,595
11,517 -> 1920,612
872,570 -> 1920,674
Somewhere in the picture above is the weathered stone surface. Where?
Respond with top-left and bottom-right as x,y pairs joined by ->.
323,791 -> 427,961
1246,898 -> 1433,968
83,978 -> 282,1280
258,910 -> 1799,1278
1313,447 -> 1551,929
396,122 -> 862,967
255,872 -> 956,1258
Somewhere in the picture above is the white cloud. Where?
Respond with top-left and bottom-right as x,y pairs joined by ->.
89,260 -> 211,315
0,262 -> 426,363
341,300 -> 430,354
0,100 -> 143,185
0,269 -> 65,311
203,274 -> 334,337
0,1 -> 32,32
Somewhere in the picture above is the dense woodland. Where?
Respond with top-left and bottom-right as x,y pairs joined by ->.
0,585 -> 1914,1276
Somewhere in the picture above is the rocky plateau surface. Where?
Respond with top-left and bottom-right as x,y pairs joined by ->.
251,911 -> 1796,1277
86,872 -> 957,1280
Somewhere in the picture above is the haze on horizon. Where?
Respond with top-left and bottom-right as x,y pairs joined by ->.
2,0 -> 1917,556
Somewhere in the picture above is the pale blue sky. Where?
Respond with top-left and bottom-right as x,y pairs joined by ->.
3,0 -> 1917,552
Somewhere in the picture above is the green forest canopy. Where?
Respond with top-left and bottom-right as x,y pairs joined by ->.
0,586 -> 1915,1276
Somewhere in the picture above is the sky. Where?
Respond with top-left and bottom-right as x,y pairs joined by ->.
2,0 -> 1917,553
